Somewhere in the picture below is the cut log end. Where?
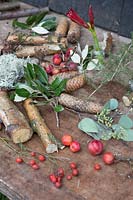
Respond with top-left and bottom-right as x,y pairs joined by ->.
7,125 -> 33,144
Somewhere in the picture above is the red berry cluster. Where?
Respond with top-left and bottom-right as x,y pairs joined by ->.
41,48 -> 78,76
15,152 -> 46,170
49,162 -> 79,189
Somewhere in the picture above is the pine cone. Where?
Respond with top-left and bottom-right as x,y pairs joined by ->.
66,74 -> 86,92
58,93 -> 103,114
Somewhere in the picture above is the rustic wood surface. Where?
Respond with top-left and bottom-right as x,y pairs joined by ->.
0,2 -> 132,200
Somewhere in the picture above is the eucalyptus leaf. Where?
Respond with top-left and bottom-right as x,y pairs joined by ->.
118,115 -> 133,129
54,105 -> 64,112
104,98 -> 118,110
123,129 -> 133,141
78,118 -> 99,133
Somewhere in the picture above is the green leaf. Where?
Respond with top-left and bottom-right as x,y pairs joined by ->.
33,64 -> 48,84
104,98 -> 118,110
118,115 -> 133,129
12,19 -> 29,29
41,20 -> 57,31
26,15 -> 37,26
54,79 -> 67,96
34,80 -> 51,97
78,118 -> 99,133
15,88 -> 30,98
54,105 -> 64,112
34,11 -> 48,26
50,77 -> 63,90
123,129 -> 133,141
27,63 -> 36,79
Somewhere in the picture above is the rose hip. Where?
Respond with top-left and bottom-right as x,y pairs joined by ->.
32,164 -> 39,170
16,157 -> 23,164
67,174 -> 72,180
30,152 -> 36,157
38,155 -> 46,162
70,162 -> 77,169
57,167 -> 64,177
55,181 -> 62,188
29,160 -> 36,166
49,174 -> 57,183
72,169 -> 79,176
94,163 -> 101,170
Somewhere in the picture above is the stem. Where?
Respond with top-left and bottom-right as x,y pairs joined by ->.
90,28 -> 101,51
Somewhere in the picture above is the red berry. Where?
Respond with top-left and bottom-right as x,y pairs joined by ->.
45,65 -> 53,75
53,54 -> 62,65
70,162 -> 77,169
61,134 -> 73,146
72,169 -> 79,176
94,163 -> 101,170
70,141 -> 81,153
68,61 -> 78,71
49,174 -> 57,183
38,155 -> 46,162
57,176 -> 62,183
67,174 -> 72,180
29,160 -> 36,166
55,181 -> 62,188
16,157 -> 23,164
30,152 -> 36,157
103,152 -> 115,165
32,164 -> 39,170
57,167 -> 64,177
51,68 -> 60,75
88,140 -> 103,156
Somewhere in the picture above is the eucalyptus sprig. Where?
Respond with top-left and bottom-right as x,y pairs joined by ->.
12,63 -> 67,112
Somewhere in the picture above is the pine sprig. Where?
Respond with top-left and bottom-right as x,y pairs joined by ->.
86,38 -> 133,99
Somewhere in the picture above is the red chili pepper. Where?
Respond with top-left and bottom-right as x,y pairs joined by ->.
88,5 -> 94,29
66,8 -> 90,29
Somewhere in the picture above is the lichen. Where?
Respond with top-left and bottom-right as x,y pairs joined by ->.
0,54 -> 34,89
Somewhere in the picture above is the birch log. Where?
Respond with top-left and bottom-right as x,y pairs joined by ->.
0,91 -> 33,143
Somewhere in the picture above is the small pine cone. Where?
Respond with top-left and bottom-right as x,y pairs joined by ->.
49,71 -> 79,83
58,93 -> 103,114
67,21 -> 81,44
66,74 -> 86,92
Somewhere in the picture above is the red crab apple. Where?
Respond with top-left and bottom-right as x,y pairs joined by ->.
61,134 -> 73,146
103,152 -> 115,165
53,54 -> 62,65
88,140 -> 103,156
70,141 -> 81,152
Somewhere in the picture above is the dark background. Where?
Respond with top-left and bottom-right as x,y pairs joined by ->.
22,0 -> 133,38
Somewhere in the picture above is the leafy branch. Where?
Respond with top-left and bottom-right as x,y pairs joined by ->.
12,63 -> 67,113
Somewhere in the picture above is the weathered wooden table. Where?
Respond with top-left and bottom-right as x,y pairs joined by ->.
0,2 -> 133,200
